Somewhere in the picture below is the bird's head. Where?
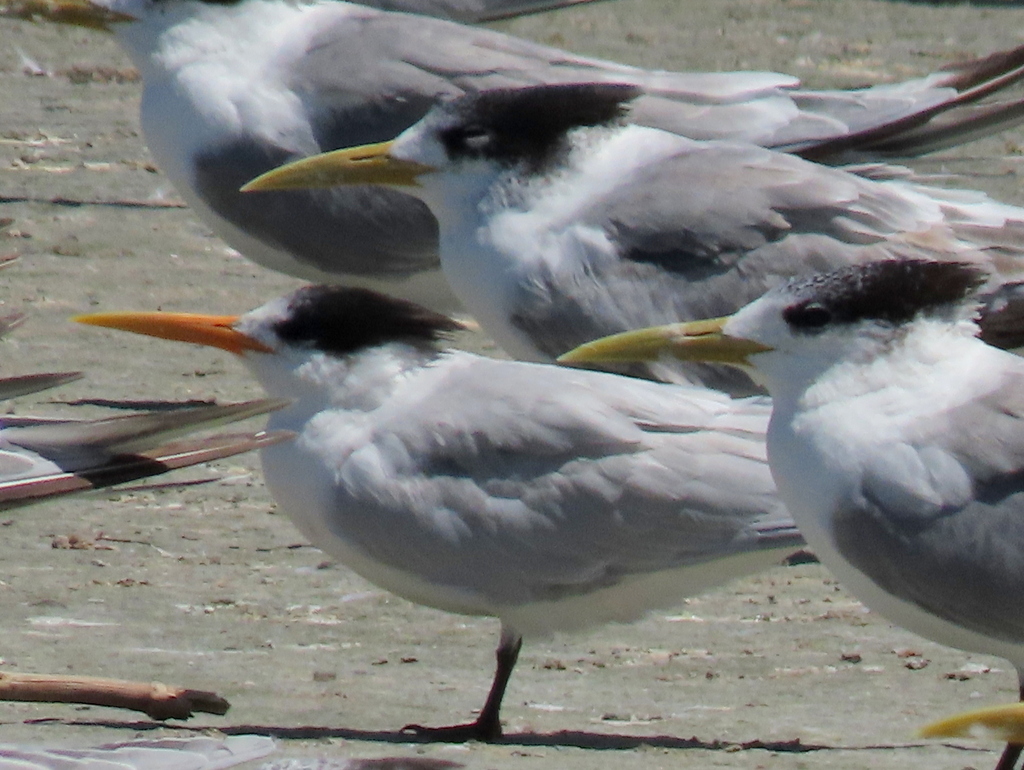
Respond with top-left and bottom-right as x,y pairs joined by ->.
560,259 -> 990,398
74,286 -> 464,380
241,82 -> 643,198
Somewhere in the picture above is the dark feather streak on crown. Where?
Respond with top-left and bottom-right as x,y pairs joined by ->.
273,286 -> 464,356
438,83 -> 642,172
780,259 -> 988,332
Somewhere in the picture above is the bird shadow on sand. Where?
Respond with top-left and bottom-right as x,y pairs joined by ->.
898,1 -> 1017,5
18,717 -> 988,756
873,0 -> 1019,5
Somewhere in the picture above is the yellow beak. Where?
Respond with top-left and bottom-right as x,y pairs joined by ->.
557,317 -> 772,367
0,0 -> 136,30
920,702 -> 1024,743
241,141 -> 437,192
73,311 -> 274,356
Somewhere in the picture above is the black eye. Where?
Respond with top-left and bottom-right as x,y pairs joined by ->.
441,125 -> 492,155
460,126 -> 490,143
783,302 -> 832,330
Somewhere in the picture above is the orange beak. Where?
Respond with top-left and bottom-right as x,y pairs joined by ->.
72,311 -> 273,355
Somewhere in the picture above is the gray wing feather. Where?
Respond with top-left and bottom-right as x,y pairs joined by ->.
325,357 -> 792,606
2,399 -> 289,456
834,370 -> 1024,644
0,400 -> 290,509
0,372 -> 83,402
0,430 -> 291,511
193,139 -> 439,279
288,15 -> 841,149
289,14 -> 1024,154
509,142 -> 1024,390
199,8 -> 1024,288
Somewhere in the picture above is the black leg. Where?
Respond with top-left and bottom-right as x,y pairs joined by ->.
996,743 -> 1023,770
402,627 -> 523,742
994,677 -> 1024,770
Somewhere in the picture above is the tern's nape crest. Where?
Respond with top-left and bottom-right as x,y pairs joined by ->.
779,259 -> 988,332
152,0 -> 242,5
274,286 -> 464,357
438,83 -> 642,172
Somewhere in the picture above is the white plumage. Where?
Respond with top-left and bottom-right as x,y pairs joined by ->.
9,0 -> 1024,308
76,285 -> 801,740
246,82 -> 1024,392
560,258 -> 1024,770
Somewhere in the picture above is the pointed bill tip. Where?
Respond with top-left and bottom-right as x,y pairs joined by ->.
558,325 -> 689,365
73,310 -> 273,355
71,311 -> 116,328
240,153 -> 340,193
920,703 -> 1024,743
557,318 -> 770,367
241,142 -> 434,192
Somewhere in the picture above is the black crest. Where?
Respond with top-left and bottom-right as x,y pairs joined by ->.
273,286 -> 463,356
780,260 -> 987,332
438,83 -> 642,172
154,0 -> 242,5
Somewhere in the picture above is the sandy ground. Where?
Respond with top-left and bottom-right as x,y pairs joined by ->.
1,1 -> 1024,768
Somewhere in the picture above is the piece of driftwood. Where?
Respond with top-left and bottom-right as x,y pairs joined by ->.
0,672 -> 229,719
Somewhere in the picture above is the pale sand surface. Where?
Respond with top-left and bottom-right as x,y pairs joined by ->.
1,2 -> 1023,768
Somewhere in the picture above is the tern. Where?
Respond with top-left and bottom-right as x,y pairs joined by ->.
7,0 -> 1024,308
75,285 -> 802,741
245,82 -> 1024,393
560,258 -> 1024,770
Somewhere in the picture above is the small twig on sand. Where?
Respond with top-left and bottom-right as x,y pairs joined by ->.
0,672 -> 229,720
0,195 -> 186,209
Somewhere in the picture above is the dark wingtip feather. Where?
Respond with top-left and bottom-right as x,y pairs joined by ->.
937,43 -> 1024,93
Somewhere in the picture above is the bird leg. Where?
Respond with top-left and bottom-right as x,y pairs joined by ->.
994,678 -> 1024,770
402,628 -> 522,742
996,744 -> 1023,770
